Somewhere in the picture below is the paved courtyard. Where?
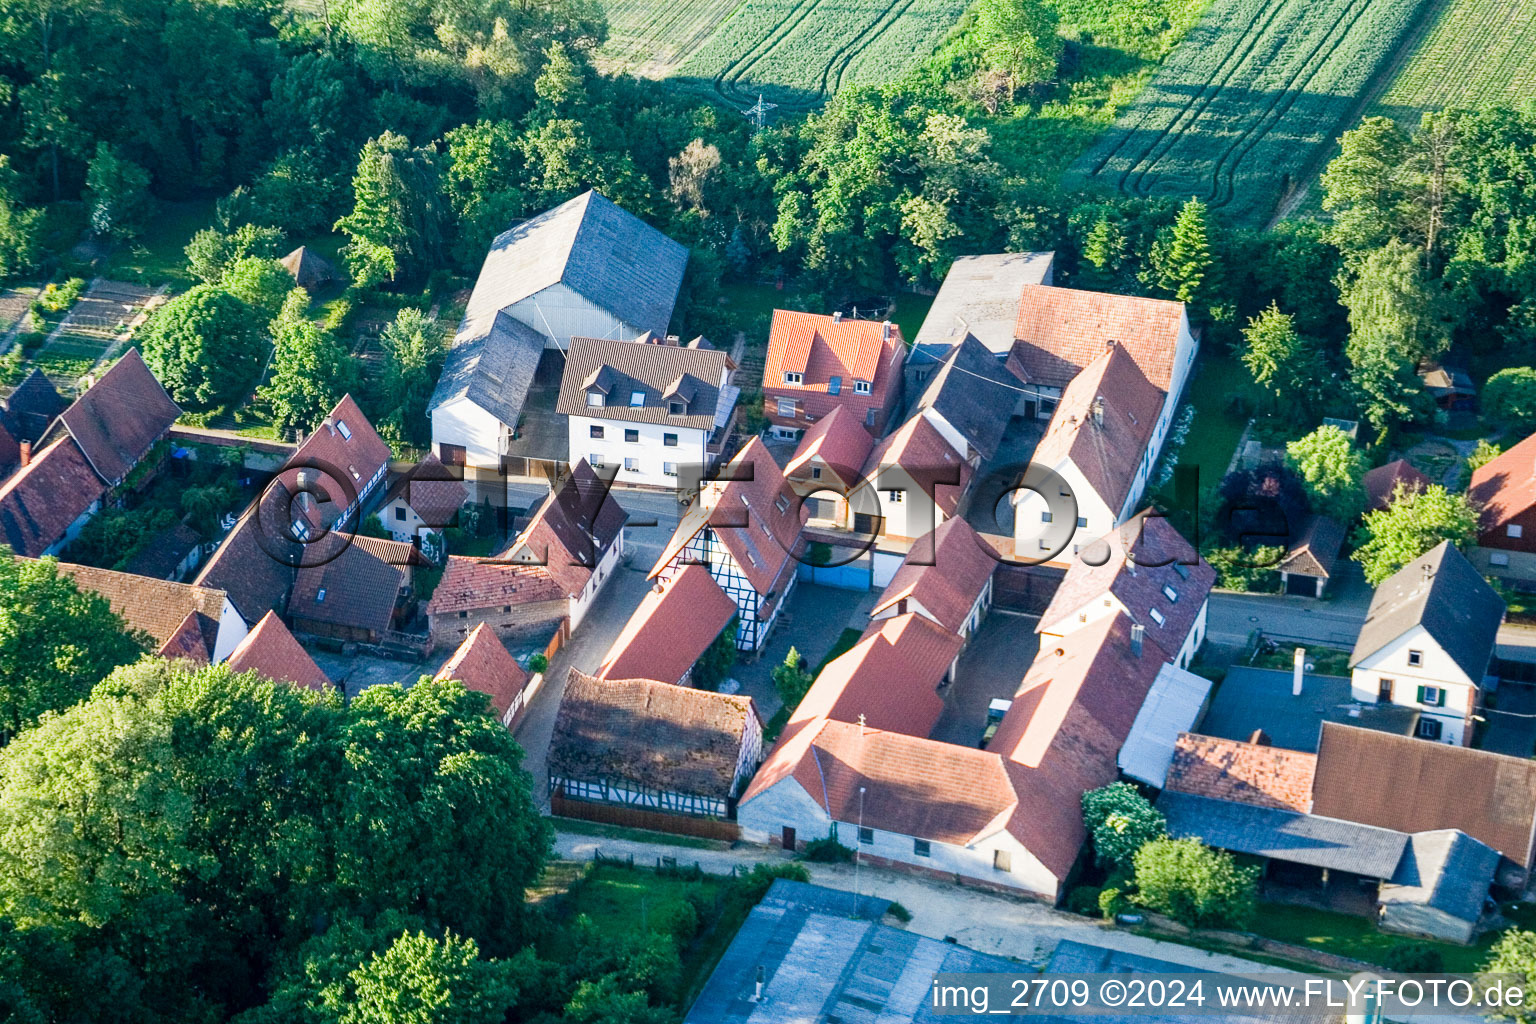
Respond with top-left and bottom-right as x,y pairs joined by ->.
726,582 -> 873,719
929,609 -> 1039,747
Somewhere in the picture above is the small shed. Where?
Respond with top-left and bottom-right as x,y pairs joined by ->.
1277,514 -> 1345,598
1419,361 -> 1477,411
1118,663 -> 1214,787
1379,829 -> 1498,944
280,246 -> 338,292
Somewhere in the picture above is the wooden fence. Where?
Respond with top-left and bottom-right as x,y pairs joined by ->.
551,795 -> 740,842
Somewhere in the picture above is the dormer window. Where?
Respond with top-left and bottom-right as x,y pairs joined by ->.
669,401 -> 686,415
854,379 -> 871,395
783,371 -> 803,385
828,376 -> 842,395
336,419 -> 352,440
586,391 -> 603,407
630,391 -> 645,407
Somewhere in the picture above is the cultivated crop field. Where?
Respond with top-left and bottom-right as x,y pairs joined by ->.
1070,0 -> 1436,227
594,0 -> 747,78
665,0 -> 970,111
1369,0 -> 1536,119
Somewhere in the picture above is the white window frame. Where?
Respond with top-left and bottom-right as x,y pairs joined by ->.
1149,607 -> 1166,626
886,490 -> 904,504
624,457 -> 640,472
1421,685 -> 1443,707
586,392 -> 603,407
854,379 -> 871,395
776,398 -> 796,418
1408,649 -> 1422,667
1511,524 -> 1525,538
663,462 -> 678,477
589,453 -> 603,468
782,371 -> 803,385
1162,584 -> 1178,602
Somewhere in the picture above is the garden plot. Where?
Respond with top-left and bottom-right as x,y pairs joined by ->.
1070,0 -> 1434,226
33,280 -> 164,391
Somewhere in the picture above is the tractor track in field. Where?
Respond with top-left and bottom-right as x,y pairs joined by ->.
818,0 -> 920,97
711,0 -> 827,105
1201,0 -> 1379,209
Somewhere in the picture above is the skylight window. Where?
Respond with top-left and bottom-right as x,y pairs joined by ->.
316,588 -> 327,603
630,391 -> 645,407
1149,607 -> 1165,626
828,376 -> 842,395
336,419 -> 352,440
1162,584 -> 1178,602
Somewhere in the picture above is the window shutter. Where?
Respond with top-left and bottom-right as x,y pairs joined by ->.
1416,685 -> 1427,705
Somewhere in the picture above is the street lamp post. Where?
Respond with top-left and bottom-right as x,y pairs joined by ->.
855,786 -> 866,918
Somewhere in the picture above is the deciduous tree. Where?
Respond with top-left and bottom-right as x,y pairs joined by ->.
1285,425 -> 1366,522
1483,367 -> 1536,436
1352,483 -> 1479,585
1081,783 -> 1165,873
1132,837 -> 1257,929
139,284 -> 268,410
260,292 -> 358,437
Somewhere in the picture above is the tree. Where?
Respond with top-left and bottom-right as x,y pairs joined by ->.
690,617 -> 739,692
1132,837 -> 1257,929
1484,367 -> 1536,436
1343,239 -> 1448,371
342,930 -> 518,1024
184,223 -> 285,284
1147,198 -> 1218,315
1081,783 -> 1166,872
335,132 -> 445,285
1078,215 -> 1126,291
1483,929 -> 1536,1024
1352,483 -> 1480,585
374,307 -> 445,446
1321,116 -> 1411,261
668,138 -> 722,217
444,120 -> 525,267
221,256 -> 296,320
260,292 -> 358,437
771,646 -> 813,711
1240,303 -> 1326,415
84,142 -> 150,240
0,554 -> 146,737
971,0 -> 1061,101
139,284 -> 267,410
0,157 -> 43,280
1464,439 -> 1502,488
1285,425 -> 1366,522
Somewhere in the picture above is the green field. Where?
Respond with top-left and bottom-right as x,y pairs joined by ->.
601,0 -> 969,111
1071,0 -> 1435,226
1371,0 -> 1536,120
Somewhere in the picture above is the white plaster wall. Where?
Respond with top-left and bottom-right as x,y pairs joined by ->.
507,284 -> 642,349
211,598 -> 250,663
569,528 -> 624,632
1013,460 -> 1115,564
568,414 -> 707,489
432,398 -> 506,470
1351,623 -> 1477,744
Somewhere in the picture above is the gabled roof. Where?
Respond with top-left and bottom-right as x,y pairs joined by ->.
289,394 -> 391,503
458,190 -> 686,345
1471,431 -> 1536,534
194,484 -> 310,624
0,437 -> 107,557
1365,458 -> 1431,512
1160,791 -> 1409,879
428,309 -> 545,426
380,452 -> 468,528
279,246 -> 336,289
808,613 -> 961,737
764,310 -> 901,392
551,668 -> 759,797
0,417 -> 17,472
861,415 -> 972,517
1027,345 -> 1161,514
1313,722 -> 1536,868
423,556 -> 566,615
650,439 -> 807,599
1010,284 -> 1187,391
58,349 -> 180,486
556,335 -> 734,431
1349,541 -> 1504,681
121,522 -> 201,580
909,335 -> 1017,461
288,536 -> 410,634
784,405 -> 876,490
598,564 -> 736,684
435,623 -> 529,721
912,252 -> 1055,357
1164,733 -> 1317,812
2,369 -> 65,442
1038,511 -> 1215,660
226,611 -> 331,691
1117,664 -> 1214,788
502,459 -> 627,598
870,517 -> 996,636
1382,829 -> 1500,923
1277,514 -> 1344,579
53,560 -> 230,660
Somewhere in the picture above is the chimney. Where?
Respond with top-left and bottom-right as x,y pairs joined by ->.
881,320 -> 892,342
1130,623 -> 1144,657
1092,396 -> 1105,428
1248,729 -> 1271,746
1292,647 -> 1306,696
751,965 -> 766,1003
831,311 -> 843,323
18,440 -> 30,467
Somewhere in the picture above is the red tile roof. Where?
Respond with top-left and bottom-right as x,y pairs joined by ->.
381,452 -> 468,527
226,611 -> 331,691
1027,345 -> 1161,515
424,555 -> 566,615
502,460 -> 627,597
763,312 -> 904,428
53,560 -> 229,658
1165,733 -> 1317,812
288,394 -> 391,509
784,405 -> 875,491
58,349 -> 180,486
159,611 -> 213,663
1010,285 -> 1187,391
288,536 -> 410,634
805,613 -> 960,737
194,484 -> 310,624
436,623 -> 530,721
1038,511 -> 1214,660
0,438 -> 107,557
861,415 -> 972,517
598,564 -> 736,684
871,517 -> 996,635
1365,458 -> 1432,512
1471,433 -> 1536,537
650,438 -> 807,598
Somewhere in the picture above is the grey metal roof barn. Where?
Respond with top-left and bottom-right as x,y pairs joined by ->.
912,251 -> 1054,358
430,310 -> 546,426
1350,540 -> 1504,681
1381,829 -> 1499,924
1160,790 -> 1411,878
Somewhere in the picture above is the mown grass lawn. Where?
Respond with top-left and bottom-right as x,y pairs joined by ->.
102,198 -> 216,287
1170,349 -> 1250,491
1250,902 -> 1497,973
